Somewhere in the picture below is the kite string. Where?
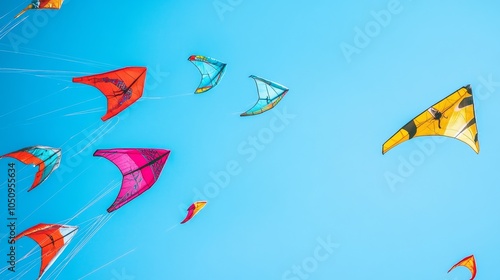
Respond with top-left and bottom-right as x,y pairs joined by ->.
14,215 -> 111,280
0,67 -> 93,75
63,107 -> 105,117
165,223 -> 179,233
7,215 -> 128,280
58,120 -> 103,148
77,248 -> 136,280
18,163 -> 95,225
0,164 -> 30,189
1,184 -> 117,275
0,44 -> 119,69
0,2 -> 25,20
0,119 -> 101,192
0,85 -> 71,119
12,257 -> 40,280
25,96 -> 100,121
0,16 -> 27,40
0,91 -> 100,131
0,123 -> 119,239
67,118 -> 120,160
47,214 -> 116,280
60,180 -> 119,226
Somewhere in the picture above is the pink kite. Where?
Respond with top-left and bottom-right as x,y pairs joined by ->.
94,148 -> 170,212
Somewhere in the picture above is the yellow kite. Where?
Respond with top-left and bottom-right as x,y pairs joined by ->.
15,0 -> 64,19
382,85 -> 479,154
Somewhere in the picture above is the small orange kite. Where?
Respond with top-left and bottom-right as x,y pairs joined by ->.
448,255 -> 476,280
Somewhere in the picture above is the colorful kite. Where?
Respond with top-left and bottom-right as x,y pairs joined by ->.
14,223 -> 78,279
94,148 -> 170,212
181,201 -> 207,224
382,85 -> 479,154
188,55 -> 226,93
15,0 -> 64,19
241,75 -> 289,116
73,67 -> 147,121
0,146 -> 61,191
448,255 -> 476,280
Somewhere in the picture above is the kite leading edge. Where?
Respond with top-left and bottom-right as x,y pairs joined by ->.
382,85 -> 479,154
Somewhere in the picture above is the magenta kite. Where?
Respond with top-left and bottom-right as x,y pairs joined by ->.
94,148 -> 170,212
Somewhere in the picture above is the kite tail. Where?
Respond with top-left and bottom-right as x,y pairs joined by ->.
14,4 -> 33,19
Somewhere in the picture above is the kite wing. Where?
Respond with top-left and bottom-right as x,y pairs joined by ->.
73,67 -> 147,121
15,0 -> 64,19
448,255 -> 477,280
188,55 -> 226,93
382,85 -> 479,154
14,223 -> 78,279
181,201 -> 207,224
94,148 -> 170,212
240,75 -> 289,116
0,146 -> 61,191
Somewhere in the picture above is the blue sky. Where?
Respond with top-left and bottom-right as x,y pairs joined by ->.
1,0 -> 500,279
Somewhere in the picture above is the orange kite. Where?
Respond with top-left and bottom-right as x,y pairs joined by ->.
448,255 -> 476,280
73,67 -> 147,121
14,223 -> 78,279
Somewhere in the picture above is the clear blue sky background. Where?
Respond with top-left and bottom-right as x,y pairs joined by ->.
1,0 -> 500,279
